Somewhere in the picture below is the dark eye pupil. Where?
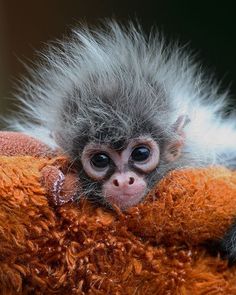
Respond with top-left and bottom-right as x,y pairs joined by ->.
131,146 -> 150,162
91,153 -> 110,168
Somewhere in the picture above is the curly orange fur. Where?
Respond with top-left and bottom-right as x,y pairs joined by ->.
1,132 -> 236,294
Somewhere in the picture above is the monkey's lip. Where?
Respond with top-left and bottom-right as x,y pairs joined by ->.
106,192 -> 145,210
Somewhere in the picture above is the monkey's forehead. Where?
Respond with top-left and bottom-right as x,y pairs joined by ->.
90,132 -> 148,149
85,135 -> 163,153
110,139 -> 127,151
72,126 -> 171,156
88,136 -> 129,151
72,134 -> 127,154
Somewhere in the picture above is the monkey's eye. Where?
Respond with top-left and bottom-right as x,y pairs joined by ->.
91,153 -> 110,169
131,146 -> 150,162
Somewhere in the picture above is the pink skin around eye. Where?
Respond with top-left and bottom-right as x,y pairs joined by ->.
81,145 -> 111,180
81,137 -> 160,209
128,138 -> 160,172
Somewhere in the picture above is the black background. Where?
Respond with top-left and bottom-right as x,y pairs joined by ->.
0,0 -> 235,117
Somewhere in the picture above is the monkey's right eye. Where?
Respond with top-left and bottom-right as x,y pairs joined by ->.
131,146 -> 150,162
91,153 -> 110,169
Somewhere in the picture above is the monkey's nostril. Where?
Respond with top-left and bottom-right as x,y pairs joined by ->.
129,177 -> 135,185
113,179 -> 119,187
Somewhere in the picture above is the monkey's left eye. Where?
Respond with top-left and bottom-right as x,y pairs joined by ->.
91,153 -> 110,169
131,146 -> 150,162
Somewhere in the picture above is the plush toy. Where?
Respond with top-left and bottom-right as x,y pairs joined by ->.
1,131 -> 236,294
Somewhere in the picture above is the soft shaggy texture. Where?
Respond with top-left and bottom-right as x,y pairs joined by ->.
1,132 -> 236,294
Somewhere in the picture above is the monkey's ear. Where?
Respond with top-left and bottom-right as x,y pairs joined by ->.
165,115 -> 190,162
172,115 -> 190,135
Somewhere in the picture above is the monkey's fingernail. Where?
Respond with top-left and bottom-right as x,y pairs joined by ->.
41,166 -> 78,206
41,165 -> 65,205
59,173 -> 79,204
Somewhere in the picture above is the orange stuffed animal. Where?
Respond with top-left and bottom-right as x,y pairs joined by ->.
1,131 -> 236,294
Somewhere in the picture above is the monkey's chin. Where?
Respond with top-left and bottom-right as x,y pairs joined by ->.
106,193 -> 145,210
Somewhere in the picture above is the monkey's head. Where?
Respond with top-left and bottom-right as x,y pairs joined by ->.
17,23 -> 191,209
50,34 -> 190,210
58,91 -> 188,210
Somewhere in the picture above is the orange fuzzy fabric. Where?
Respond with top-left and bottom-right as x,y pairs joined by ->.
1,132 -> 236,294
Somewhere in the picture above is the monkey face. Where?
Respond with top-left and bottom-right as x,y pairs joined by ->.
81,137 -> 160,210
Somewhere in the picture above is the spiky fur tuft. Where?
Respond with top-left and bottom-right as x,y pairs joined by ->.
6,21 -> 236,168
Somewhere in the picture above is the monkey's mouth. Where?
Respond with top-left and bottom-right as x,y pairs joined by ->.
106,192 -> 145,210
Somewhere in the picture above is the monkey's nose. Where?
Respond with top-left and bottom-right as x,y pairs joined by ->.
113,176 -> 135,187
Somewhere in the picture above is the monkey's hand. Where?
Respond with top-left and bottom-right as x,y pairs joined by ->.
41,164 -> 78,206
0,131 -> 79,205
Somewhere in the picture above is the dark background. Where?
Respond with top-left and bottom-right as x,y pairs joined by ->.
0,0 -> 235,119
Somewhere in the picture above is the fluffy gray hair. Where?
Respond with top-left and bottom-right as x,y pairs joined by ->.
7,21 -> 236,167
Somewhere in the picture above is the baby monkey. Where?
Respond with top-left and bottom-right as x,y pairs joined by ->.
11,22 -> 236,209
9,22 -> 236,260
